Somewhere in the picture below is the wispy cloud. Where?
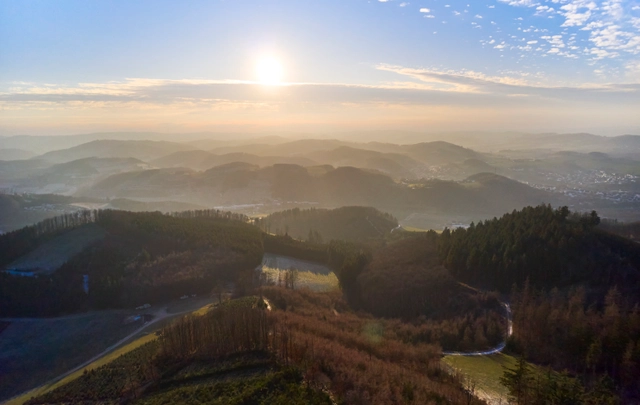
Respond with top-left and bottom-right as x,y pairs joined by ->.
497,0 -> 539,7
4,69 -> 639,109
2,73 -> 639,135
376,64 -> 640,97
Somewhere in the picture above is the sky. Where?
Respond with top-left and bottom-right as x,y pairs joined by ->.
1,0 -> 640,136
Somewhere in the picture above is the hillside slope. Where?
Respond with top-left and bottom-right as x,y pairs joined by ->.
438,204 -> 640,292
257,206 -> 398,242
0,210 -> 262,316
84,164 -> 558,216
36,140 -> 198,163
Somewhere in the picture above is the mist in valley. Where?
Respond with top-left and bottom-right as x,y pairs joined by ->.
3,0 -> 640,404
2,130 -> 639,233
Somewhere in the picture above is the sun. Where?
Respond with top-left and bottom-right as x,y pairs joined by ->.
256,57 -> 283,85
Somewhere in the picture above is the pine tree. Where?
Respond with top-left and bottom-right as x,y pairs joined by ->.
500,356 -> 532,404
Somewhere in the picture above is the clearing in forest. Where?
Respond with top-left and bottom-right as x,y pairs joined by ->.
7,224 -> 106,274
442,353 -> 518,405
0,310 -> 141,402
258,253 -> 339,292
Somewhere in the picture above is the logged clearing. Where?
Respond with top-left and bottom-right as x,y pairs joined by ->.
3,298 -> 217,405
0,310 -> 141,402
259,253 -> 339,292
7,224 -> 106,274
5,333 -> 158,405
442,353 -> 517,405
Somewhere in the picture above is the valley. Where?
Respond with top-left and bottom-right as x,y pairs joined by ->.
5,0 -> 640,402
2,132 -> 640,233
1,132 -> 640,404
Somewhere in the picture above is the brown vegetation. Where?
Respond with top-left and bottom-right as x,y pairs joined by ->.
509,283 -> 640,401
260,287 -> 486,404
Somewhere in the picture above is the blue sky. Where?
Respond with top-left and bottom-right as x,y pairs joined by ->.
1,0 -> 640,135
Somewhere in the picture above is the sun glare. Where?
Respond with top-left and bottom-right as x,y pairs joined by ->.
256,57 -> 284,85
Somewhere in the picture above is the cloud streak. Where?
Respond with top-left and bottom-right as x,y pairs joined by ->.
2,66 -> 639,114
2,73 -> 638,135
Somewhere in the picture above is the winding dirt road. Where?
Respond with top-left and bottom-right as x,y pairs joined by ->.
442,301 -> 513,356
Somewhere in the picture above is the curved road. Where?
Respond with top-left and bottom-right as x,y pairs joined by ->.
5,289 -> 511,404
442,301 -> 512,356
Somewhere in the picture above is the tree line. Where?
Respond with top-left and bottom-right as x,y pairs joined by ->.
437,205 -> 640,293
0,210 -> 263,316
255,206 -> 398,242
0,210 -> 97,268
505,282 -> 640,402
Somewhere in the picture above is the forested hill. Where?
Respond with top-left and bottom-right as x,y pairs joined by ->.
598,218 -> 640,241
255,206 -> 398,242
438,205 -> 640,293
0,210 -> 263,316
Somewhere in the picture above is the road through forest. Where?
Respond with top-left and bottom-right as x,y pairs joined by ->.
3,303 -> 206,405
442,301 -> 513,356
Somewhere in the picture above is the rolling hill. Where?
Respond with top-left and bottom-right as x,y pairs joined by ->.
193,139 -> 486,179
35,140 -> 198,164
83,162 -> 558,217
0,159 -> 52,182
33,157 -> 149,184
0,210 -> 263,316
0,194 -> 103,232
401,141 -> 481,165
208,138 -> 349,156
305,146 -> 420,178
258,206 -> 398,241
0,148 -> 37,161
491,133 -> 640,157
151,150 -> 317,170
83,167 -> 198,198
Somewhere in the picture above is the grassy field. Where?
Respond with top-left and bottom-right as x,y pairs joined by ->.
442,353 -> 518,405
259,253 -> 339,292
7,223 -> 106,273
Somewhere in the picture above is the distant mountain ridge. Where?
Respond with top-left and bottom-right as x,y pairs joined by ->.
1,133 -> 637,229
151,150 -> 317,171
0,148 -> 37,161
35,139 -> 198,163
82,163 -> 558,217
4,130 -> 639,154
